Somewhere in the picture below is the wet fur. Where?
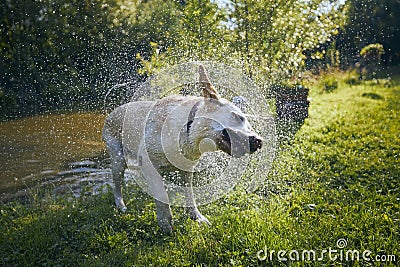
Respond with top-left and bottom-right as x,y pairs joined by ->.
102,65 -> 262,234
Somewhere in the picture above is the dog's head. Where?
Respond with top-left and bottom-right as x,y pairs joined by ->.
190,65 -> 263,157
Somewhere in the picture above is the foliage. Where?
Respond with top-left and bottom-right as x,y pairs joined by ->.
1,71 -> 399,265
344,76 -> 361,86
0,89 -> 17,117
360,43 -> 385,69
0,0 -> 166,118
337,0 -> 400,66
227,0 -> 346,82
2,1 -> 93,113
3,0 -> 400,119
322,75 -> 339,92
360,43 -> 385,59
136,0 -> 231,75
137,0 -> 346,85
359,43 -> 385,79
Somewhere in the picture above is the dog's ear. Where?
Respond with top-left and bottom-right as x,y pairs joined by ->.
199,64 -> 220,100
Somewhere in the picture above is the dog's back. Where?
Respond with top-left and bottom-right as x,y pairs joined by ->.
103,101 -> 154,166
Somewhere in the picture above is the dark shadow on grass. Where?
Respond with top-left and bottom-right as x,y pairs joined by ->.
361,92 -> 383,100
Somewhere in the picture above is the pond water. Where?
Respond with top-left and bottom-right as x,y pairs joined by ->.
0,113 -> 112,202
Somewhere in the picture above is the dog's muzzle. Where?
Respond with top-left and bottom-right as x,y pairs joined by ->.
218,128 -> 263,156
249,135 -> 263,153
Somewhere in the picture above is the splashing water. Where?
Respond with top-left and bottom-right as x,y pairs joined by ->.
120,61 -> 276,206
1,62 -> 276,204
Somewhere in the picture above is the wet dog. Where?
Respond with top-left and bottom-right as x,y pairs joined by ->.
102,65 -> 263,234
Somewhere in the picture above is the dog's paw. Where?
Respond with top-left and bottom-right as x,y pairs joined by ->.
115,199 -> 127,213
187,208 -> 211,225
196,214 -> 211,225
156,204 -> 173,235
192,212 -> 211,226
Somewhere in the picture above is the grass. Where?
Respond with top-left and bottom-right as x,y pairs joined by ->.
1,70 -> 399,266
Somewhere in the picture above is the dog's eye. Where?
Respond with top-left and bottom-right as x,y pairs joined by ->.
232,112 -> 245,123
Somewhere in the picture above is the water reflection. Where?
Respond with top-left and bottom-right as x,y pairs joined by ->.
0,113 -> 108,202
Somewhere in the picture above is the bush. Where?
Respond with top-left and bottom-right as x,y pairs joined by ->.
0,89 -> 17,120
360,43 -> 385,60
360,43 -> 385,79
323,76 -> 338,92
344,76 -> 361,86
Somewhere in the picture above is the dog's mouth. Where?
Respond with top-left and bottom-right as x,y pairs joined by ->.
216,128 -> 232,155
217,128 -> 263,157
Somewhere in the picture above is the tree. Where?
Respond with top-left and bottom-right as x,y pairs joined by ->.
228,0 -> 346,83
0,0 -> 353,118
140,0 -> 346,87
136,0 -> 230,73
0,0 -> 164,117
337,0 -> 400,66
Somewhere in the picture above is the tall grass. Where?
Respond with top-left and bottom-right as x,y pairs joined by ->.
1,70 -> 399,266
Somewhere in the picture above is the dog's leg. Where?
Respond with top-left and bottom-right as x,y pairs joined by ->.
111,150 -> 127,212
104,131 -> 127,212
140,152 -> 173,234
183,172 -> 210,225
155,199 -> 173,235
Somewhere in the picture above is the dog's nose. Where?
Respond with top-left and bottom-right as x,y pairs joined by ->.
249,135 -> 263,153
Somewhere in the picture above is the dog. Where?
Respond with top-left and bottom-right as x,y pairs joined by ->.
102,64 -> 263,234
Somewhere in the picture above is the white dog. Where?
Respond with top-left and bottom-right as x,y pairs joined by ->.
103,65 -> 263,234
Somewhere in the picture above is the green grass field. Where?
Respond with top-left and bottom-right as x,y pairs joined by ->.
1,70 -> 399,266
